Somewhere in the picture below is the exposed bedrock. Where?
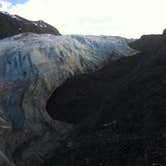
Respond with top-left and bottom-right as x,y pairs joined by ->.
0,33 -> 136,164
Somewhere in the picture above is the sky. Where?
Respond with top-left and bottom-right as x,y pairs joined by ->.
0,0 -> 166,38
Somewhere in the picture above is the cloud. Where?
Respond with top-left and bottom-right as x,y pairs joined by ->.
0,0 -> 12,11
1,0 -> 166,37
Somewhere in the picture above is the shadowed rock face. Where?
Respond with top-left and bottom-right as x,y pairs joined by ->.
0,12 -> 60,39
45,31 -> 166,166
0,150 -> 15,166
0,33 -> 136,165
129,34 -> 163,53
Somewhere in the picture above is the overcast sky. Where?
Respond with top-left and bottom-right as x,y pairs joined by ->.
0,0 -> 166,38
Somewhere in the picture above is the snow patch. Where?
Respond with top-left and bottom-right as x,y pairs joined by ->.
0,11 -> 22,21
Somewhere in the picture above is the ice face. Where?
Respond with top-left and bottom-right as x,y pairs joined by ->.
0,33 -> 136,81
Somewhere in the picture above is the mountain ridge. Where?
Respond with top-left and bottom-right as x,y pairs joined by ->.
0,11 -> 60,39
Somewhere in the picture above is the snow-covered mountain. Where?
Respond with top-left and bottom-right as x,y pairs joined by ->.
0,11 -> 60,39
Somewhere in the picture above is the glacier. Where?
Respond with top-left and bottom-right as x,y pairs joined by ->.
0,33 -> 136,164
0,33 -> 136,128
0,33 -> 136,81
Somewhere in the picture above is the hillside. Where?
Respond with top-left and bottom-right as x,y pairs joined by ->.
45,30 -> 166,166
0,11 -> 60,38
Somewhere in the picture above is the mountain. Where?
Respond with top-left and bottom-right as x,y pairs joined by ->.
0,33 -> 136,165
44,30 -> 166,166
1,12 -> 165,165
0,11 -> 60,39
